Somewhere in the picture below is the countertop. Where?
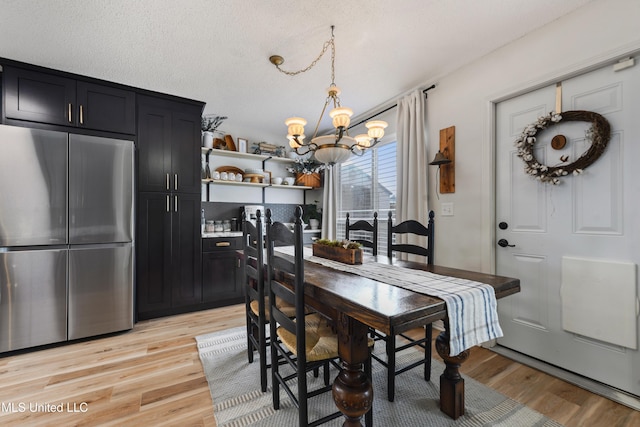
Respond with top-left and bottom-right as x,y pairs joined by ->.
202,231 -> 243,238
201,229 -> 321,238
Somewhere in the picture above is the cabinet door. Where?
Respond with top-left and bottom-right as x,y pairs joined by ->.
137,96 -> 173,192
77,81 -> 135,134
4,66 -> 75,126
171,107 -> 202,194
202,250 -> 242,303
136,192 -> 173,315
171,193 -> 202,306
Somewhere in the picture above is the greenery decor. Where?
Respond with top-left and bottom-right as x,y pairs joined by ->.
201,114 -> 227,133
514,110 -> 611,185
286,158 -> 325,175
315,239 -> 362,250
287,158 -> 324,188
302,201 -> 322,223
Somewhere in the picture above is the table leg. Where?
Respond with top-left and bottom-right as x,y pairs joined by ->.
332,311 -> 373,427
435,322 -> 470,419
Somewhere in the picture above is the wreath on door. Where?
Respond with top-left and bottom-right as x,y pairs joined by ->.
514,110 -> 611,184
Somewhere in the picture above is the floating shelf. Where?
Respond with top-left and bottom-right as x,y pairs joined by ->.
201,179 -> 269,188
201,179 -> 312,190
201,148 -> 296,163
268,184 -> 313,190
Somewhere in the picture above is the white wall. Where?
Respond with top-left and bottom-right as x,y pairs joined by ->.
425,0 -> 640,272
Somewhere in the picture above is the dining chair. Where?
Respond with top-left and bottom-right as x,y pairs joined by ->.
243,209 -> 296,392
345,212 -> 378,255
266,207 -> 373,427
372,210 -> 435,402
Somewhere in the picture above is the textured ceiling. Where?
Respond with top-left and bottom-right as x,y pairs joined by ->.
0,0 -> 593,142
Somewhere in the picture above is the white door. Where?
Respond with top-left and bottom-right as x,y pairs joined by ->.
496,60 -> 640,396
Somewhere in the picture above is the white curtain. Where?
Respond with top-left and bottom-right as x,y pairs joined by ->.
321,164 -> 338,240
396,90 -> 429,259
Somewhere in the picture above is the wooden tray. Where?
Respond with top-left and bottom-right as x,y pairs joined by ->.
312,244 -> 363,264
215,165 -> 244,175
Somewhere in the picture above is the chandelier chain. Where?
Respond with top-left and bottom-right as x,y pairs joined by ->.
274,28 -> 336,82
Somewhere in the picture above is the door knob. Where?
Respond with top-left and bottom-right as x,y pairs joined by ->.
498,239 -> 515,248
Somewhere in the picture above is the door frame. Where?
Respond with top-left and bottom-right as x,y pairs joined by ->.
481,43 -> 640,274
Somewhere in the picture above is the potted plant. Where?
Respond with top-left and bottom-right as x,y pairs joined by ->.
312,239 -> 363,264
286,158 -> 324,188
201,114 -> 227,148
302,201 -> 322,230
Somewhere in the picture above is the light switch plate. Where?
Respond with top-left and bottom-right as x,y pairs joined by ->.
441,202 -> 454,216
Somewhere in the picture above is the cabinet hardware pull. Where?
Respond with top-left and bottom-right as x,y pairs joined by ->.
174,174 -> 178,190
166,195 -> 170,212
79,105 -> 84,125
166,174 -> 170,190
174,195 -> 178,212
68,103 -> 73,123
216,242 -> 231,247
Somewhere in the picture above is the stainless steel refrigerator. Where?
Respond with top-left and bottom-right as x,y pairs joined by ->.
0,125 -> 134,352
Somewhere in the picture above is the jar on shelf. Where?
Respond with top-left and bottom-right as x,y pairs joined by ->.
205,220 -> 215,232
214,220 -> 224,232
223,220 -> 231,232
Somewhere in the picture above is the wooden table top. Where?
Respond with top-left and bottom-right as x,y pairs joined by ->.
243,249 -> 520,335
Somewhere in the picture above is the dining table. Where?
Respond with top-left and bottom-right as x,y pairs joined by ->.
245,248 -> 520,427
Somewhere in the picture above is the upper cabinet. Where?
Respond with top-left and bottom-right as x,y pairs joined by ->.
3,65 -> 136,134
138,94 -> 203,194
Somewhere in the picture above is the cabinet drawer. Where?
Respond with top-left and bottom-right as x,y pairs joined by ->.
202,237 -> 242,252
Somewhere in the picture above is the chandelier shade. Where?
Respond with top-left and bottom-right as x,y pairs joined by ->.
270,26 -> 387,164
312,135 -> 356,164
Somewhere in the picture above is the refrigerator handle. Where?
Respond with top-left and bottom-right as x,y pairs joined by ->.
174,174 -> 178,191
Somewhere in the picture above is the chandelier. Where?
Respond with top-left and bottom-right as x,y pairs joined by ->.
269,26 -> 388,164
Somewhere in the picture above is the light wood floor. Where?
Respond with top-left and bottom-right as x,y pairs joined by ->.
0,304 -> 637,426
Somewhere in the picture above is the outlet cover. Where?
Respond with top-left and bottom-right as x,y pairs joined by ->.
441,202 -> 454,216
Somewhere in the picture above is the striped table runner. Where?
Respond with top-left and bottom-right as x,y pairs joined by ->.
276,246 -> 503,356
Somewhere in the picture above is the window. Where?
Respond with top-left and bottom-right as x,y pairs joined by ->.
337,141 -> 396,254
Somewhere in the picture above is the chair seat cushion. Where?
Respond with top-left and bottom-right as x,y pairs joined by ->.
250,297 -> 296,320
277,314 -> 374,362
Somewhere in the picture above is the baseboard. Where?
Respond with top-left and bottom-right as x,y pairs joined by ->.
490,345 -> 640,411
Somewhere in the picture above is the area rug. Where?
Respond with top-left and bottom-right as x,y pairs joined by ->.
196,326 -> 563,427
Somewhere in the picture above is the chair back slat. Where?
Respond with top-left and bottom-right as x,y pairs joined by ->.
266,206 -> 307,362
243,210 -> 265,312
345,212 -> 378,255
387,210 -> 435,264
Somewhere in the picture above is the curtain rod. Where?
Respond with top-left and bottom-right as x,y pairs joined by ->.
348,84 -> 436,129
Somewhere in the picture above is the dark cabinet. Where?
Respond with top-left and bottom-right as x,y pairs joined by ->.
137,192 -> 203,319
3,66 -> 135,134
135,94 -> 204,320
202,237 -> 243,305
171,193 -> 203,306
136,193 -> 172,314
137,95 -> 202,194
